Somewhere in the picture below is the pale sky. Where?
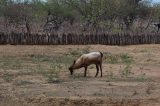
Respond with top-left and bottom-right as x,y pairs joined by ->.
152,0 -> 160,3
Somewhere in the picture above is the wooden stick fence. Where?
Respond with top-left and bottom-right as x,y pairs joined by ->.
0,33 -> 160,45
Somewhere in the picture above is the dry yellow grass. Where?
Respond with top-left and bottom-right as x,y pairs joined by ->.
0,45 -> 160,106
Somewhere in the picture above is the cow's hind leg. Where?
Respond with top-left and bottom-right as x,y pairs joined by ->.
95,64 -> 99,77
84,66 -> 88,77
100,63 -> 102,77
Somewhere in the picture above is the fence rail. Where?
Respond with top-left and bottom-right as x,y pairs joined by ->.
0,33 -> 160,45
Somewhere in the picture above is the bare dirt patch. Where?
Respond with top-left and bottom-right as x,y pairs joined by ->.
0,45 -> 160,106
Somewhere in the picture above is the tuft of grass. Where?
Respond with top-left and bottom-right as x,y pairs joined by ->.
105,53 -> 134,64
28,54 -> 53,62
120,54 -> 134,64
107,70 -> 114,79
81,46 -> 90,54
132,90 -> 138,96
0,57 -> 23,70
15,80 -> 34,86
109,72 -> 114,79
121,65 -> 132,78
106,55 -> 119,64
140,49 -> 148,53
136,73 -> 147,82
92,92 -> 105,96
27,55 -> 72,76
46,63 -> 62,83
47,74 -> 61,83
55,55 -> 75,65
146,83 -> 155,94
2,72 -> 14,82
67,47 -> 90,57
67,48 -> 81,56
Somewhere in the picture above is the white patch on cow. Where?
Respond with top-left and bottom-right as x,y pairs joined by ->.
83,52 -> 101,59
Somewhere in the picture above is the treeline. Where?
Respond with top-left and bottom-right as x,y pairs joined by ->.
0,0 -> 160,34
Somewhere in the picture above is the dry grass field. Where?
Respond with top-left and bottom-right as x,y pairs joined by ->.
0,45 -> 160,106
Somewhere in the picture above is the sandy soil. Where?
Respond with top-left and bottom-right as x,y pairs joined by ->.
0,45 -> 160,106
